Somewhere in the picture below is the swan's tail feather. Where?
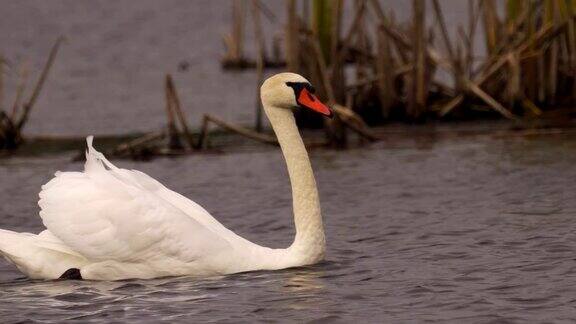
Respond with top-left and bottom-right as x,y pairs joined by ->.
0,229 -> 36,270
85,136 -> 120,173
0,229 -> 87,280
83,136 -> 146,191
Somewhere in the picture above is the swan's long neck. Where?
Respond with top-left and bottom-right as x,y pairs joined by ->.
263,103 -> 325,263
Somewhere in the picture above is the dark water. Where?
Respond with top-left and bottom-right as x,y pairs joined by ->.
2,134 -> 576,323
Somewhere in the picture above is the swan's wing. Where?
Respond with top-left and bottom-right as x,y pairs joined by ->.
37,137 -> 231,263
115,164 -> 239,240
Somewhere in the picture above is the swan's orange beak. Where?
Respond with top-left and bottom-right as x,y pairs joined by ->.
297,88 -> 333,118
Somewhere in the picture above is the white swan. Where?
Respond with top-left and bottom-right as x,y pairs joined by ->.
0,73 -> 332,281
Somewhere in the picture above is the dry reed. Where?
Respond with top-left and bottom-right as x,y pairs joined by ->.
221,0 -> 576,146
0,37 -> 63,151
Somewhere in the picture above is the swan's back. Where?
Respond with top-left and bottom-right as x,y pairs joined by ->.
36,137 -> 258,279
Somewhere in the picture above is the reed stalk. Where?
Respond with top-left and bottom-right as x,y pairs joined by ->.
312,0 -> 332,64
165,75 -> 195,149
11,64 -> 29,120
482,0 -> 501,56
410,0 -> 427,119
196,114 -> 277,149
231,0 -> 246,61
376,25 -> 396,117
215,0 -> 576,145
0,38 -> 62,152
506,0 -> 523,30
285,0 -> 300,72
17,37 -> 63,131
164,74 -> 181,149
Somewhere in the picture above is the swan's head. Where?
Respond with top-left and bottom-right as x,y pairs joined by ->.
260,72 -> 333,118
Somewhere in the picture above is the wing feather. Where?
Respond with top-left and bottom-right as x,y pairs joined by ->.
38,137 -> 232,264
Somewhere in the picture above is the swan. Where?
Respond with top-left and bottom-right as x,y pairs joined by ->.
0,73 -> 332,281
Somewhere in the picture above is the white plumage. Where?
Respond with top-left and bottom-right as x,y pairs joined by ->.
0,73 -> 327,280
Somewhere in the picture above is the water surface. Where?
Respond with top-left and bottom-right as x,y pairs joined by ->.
1,1 -> 574,322
1,134 -> 576,322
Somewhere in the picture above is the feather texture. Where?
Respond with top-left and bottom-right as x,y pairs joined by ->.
0,73 -> 326,280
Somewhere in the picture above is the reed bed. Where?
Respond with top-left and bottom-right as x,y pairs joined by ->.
0,37 -> 62,150
110,73 -> 282,160
223,0 -> 576,146
3,1 -> 574,158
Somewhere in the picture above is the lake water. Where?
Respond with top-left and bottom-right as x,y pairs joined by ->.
2,133 -> 576,322
2,1 -> 575,323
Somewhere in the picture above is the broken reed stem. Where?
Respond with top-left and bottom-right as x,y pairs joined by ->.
346,64 -> 412,90
253,0 -> 276,22
11,63 -> 29,120
410,0 -> 427,119
164,74 -> 181,149
165,74 -> 195,149
310,34 -> 335,103
17,36 -> 63,131
114,131 -> 165,156
465,0 -> 481,77
369,0 -> 386,22
196,113 -> 277,149
0,111 -> 18,150
466,80 -> 518,121
308,27 -> 378,145
310,34 -> 346,146
332,104 -> 379,141
432,0 -> 456,64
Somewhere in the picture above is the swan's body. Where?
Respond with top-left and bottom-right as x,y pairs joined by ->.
0,73 -> 330,280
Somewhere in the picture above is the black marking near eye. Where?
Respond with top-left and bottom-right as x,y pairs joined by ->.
286,82 -> 314,105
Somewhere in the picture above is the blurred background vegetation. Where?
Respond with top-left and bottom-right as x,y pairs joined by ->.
1,0 -> 575,155
224,0 -> 575,133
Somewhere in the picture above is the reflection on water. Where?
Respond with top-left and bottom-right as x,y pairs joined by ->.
2,133 -> 576,322
281,268 -> 325,294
